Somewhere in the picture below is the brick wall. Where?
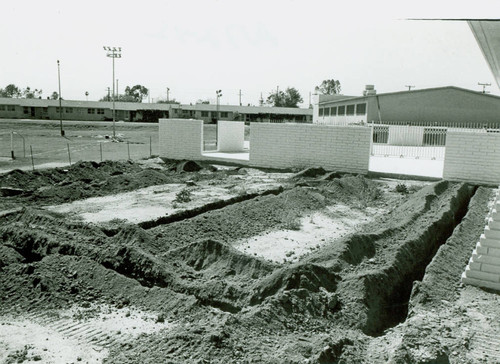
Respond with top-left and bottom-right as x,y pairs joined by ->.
443,131 -> 500,184
159,119 -> 203,160
249,123 -> 371,173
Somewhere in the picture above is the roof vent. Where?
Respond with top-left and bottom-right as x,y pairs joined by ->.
363,85 -> 376,96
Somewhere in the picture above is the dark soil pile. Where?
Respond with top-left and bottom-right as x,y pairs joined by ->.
0,160 -> 232,210
0,162 -> 491,363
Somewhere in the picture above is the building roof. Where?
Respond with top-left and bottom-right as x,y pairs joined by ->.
0,97 -> 312,115
318,86 -> 500,105
318,94 -> 358,103
171,103 -> 312,115
0,97 -> 172,111
469,20 -> 500,90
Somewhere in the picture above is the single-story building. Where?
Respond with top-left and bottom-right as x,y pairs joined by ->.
314,85 -> 500,128
0,97 -> 313,124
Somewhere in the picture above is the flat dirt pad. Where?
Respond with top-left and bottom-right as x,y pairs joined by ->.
44,170 -> 290,224
235,204 -> 386,263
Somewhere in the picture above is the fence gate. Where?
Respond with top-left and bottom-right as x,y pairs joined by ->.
369,121 -> 495,161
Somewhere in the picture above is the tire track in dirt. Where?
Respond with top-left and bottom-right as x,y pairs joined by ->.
0,304 -> 172,363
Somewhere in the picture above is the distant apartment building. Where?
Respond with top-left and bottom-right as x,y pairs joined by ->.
0,97 -> 312,123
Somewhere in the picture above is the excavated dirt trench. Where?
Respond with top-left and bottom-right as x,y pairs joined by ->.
334,181 -> 476,336
4,160 -> 490,363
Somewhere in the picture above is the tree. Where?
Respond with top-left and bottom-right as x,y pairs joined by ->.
157,98 -> 180,104
315,79 -> 341,95
266,87 -> 303,108
50,91 -> 59,100
196,99 -> 210,104
99,85 -> 149,103
125,85 -> 149,102
0,84 -> 22,98
23,87 -> 43,99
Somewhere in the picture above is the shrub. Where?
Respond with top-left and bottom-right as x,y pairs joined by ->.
174,188 -> 192,203
395,183 -> 409,194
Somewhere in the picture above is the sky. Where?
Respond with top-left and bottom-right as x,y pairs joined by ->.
1,0 -> 499,107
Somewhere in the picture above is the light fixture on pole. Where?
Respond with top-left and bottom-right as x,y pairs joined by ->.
103,46 -> 122,139
57,60 -> 64,136
215,90 -> 222,148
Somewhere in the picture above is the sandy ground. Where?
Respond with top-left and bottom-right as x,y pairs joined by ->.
44,169 -> 291,224
235,204 -> 386,263
0,304 -> 171,364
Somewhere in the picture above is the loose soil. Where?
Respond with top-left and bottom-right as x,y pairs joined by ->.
1,158 -> 498,363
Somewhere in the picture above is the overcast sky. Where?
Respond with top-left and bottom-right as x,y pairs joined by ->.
1,0 -> 499,107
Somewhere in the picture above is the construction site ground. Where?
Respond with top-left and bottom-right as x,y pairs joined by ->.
1,157 -> 500,364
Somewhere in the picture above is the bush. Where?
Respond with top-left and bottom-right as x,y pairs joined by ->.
395,183 -> 409,194
174,189 -> 192,203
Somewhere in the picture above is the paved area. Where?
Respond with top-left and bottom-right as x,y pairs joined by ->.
369,156 -> 444,178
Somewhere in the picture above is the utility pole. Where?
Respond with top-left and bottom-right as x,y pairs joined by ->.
57,60 -> 64,136
116,79 -> 119,97
103,46 -> 122,139
107,87 -> 111,101
167,87 -> 170,102
478,82 -> 491,94
85,91 -> 89,101
259,92 -> 264,106
405,85 -> 415,91
216,90 -> 222,148
238,89 -> 242,106
308,91 -> 311,108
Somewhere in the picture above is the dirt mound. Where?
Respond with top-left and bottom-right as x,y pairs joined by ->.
164,239 -> 275,279
146,186 -> 328,252
249,263 -> 340,305
1,163 -> 495,363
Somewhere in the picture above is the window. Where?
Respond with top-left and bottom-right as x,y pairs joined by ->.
331,106 -> 337,116
346,105 -> 355,115
97,109 -> 104,114
88,108 -> 95,114
23,107 -> 29,114
356,103 -> 366,115
201,111 -> 209,117
56,107 -> 60,113
211,111 -> 218,117
319,108 -> 324,117
221,112 -> 228,118
7,105 -> 15,111
0,105 -> 4,111
324,107 -> 330,117
337,105 -> 345,115
65,108 -> 73,113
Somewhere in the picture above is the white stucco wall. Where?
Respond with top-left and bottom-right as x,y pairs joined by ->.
217,120 -> 245,152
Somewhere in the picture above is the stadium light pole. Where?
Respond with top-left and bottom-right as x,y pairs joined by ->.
57,60 -> 65,136
103,46 -> 122,139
